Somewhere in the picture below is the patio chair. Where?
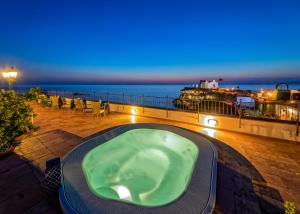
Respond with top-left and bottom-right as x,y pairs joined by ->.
50,96 -> 60,109
83,100 -> 93,112
74,98 -> 84,112
92,101 -> 105,118
62,98 -> 72,110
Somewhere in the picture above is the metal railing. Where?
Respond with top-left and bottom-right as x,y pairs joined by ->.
16,88 -> 300,124
43,90 -> 240,117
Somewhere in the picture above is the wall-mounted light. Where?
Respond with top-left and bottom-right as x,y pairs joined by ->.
131,107 -> 137,115
203,116 -> 218,128
207,119 -> 217,127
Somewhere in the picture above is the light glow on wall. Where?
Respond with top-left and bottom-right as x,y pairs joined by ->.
203,128 -> 217,137
130,115 -> 136,123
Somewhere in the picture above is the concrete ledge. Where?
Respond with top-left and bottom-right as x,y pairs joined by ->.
109,103 -> 300,142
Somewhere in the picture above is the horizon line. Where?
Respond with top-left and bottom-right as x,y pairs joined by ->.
12,81 -> 300,86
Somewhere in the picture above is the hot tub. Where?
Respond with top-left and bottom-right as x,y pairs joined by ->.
82,128 -> 198,207
59,124 -> 217,214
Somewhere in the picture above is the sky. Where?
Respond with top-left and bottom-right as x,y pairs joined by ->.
0,0 -> 300,84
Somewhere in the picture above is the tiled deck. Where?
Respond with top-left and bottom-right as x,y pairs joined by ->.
1,103 -> 300,213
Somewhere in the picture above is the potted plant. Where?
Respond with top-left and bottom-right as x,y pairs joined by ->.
0,90 -> 36,157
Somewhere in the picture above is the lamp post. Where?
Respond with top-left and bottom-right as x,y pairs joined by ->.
1,67 -> 18,90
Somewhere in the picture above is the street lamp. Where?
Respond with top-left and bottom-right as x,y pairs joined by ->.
1,67 -> 18,90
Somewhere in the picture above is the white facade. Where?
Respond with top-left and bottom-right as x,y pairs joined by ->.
200,80 -> 218,89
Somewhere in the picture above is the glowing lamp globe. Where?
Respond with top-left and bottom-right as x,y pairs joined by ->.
1,67 -> 19,90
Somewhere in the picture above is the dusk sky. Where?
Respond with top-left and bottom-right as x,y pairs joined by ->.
0,0 -> 300,84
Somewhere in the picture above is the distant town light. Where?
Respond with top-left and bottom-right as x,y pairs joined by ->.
1,67 -> 19,90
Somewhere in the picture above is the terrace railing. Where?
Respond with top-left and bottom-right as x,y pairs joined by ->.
16,88 -> 300,125
44,90 -> 240,116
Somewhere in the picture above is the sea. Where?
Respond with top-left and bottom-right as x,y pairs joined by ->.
10,83 -> 300,98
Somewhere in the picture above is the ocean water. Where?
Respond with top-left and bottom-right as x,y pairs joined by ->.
11,83 -> 300,98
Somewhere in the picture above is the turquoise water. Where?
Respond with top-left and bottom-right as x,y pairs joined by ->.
82,129 -> 198,207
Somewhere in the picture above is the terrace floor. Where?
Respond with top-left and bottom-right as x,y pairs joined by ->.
1,102 -> 300,213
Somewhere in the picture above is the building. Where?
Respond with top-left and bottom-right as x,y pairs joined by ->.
291,90 -> 300,101
199,80 -> 219,89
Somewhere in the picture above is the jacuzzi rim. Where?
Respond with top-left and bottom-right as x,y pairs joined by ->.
59,123 -> 217,214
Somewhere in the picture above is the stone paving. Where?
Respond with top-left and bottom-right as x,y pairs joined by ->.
0,103 -> 299,213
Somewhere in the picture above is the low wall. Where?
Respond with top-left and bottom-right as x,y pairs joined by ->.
109,103 -> 300,142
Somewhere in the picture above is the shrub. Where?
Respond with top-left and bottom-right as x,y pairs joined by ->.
24,87 -> 44,101
0,90 -> 36,153
284,201 -> 296,214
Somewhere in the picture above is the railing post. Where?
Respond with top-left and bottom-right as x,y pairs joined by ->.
200,100 -> 202,113
122,93 -> 125,110
198,102 -> 200,122
239,99 -> 242,128
296,104 -> 299,136
222,102 -> 224,115
142,94 -> 144,114
166,96 -> 168,118
106,92 -> 109,103
93,91 -> 96,101
214,100 -> 216,114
